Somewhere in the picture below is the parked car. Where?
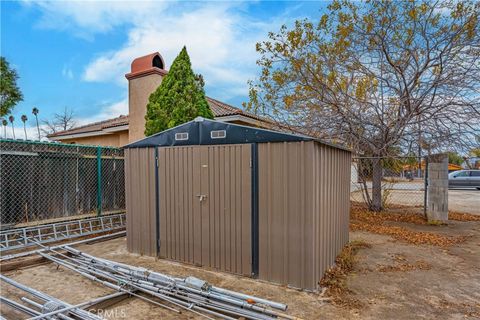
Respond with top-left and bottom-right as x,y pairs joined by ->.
448,170 -> 480,189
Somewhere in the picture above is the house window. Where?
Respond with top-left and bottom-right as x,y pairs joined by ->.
175,132 -> 189,141
211,130 -> 226,139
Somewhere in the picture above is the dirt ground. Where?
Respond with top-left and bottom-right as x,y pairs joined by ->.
2,214 -> 479,320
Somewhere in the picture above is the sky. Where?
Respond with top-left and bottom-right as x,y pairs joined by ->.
1,0 -> 329,139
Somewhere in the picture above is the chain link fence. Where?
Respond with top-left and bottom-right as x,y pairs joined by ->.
351,156 -> 428,211
0,139 -> 125,229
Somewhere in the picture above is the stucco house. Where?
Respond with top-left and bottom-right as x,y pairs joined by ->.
48,52 -> 273,147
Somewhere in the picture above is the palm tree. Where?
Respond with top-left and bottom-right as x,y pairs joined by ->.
32,107 -> 40,140
8,115 -> 15,139
1,119 -> 7,138
21,114 -> 28,140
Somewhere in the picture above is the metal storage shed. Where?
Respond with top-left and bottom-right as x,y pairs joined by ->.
124,117 -> 351,291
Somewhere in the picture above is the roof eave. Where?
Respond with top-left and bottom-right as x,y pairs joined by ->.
125,67 -> 167,80
48,125 -> 129,141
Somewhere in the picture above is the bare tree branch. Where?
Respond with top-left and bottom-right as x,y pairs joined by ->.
41,107 -> 77,137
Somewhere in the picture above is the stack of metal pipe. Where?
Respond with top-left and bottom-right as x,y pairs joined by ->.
37,245 -> 298,320
0,274 -> 104,320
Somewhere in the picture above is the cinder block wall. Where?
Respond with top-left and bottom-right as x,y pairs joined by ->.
427,155 -> 448,221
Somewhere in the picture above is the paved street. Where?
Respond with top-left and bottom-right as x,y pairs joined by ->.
351,180 -> 425,192
351,183 -> 479,215
449,189 -> 480,215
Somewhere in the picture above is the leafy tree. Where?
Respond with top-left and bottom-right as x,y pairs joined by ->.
247,0 -> 479,211
145,46 -> 214,136
447,152 -> 464,166
0,57 -> 23,116
470,148 -> 480,158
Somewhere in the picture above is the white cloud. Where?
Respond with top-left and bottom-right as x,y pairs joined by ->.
95,98 -> 129,120
81,4 -> 260,90
25,1 -> 275,100
23,0 -> 169,39
62,65 -> 74,79
1,122 -> 47,141
68,98 -> 129,130
24,0 -> 303,113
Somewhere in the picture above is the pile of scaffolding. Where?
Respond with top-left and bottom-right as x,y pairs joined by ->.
12,244 -> 295,320
1,274 -> 110,320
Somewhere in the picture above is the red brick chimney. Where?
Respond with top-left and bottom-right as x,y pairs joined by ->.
125,52 -> 167,143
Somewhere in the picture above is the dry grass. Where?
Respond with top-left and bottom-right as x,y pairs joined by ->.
350,206 -> 467,247
449,211 -> 480,222
350,204 -> 428,225
352,203 -> 480,224
373,253 -> 432,272
320,240 -> 371,309
376,261 -> 431,272
437,299 -> 480,318
350,221 -> 467,246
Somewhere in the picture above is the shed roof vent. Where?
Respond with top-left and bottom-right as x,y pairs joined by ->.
211,130 -> 226,139
175,132 -> 189,141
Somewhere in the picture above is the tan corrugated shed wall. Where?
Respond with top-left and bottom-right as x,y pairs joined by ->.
125,147 -> 157,256
158,145 -> 252,276
258,141 -> 350,290
125,141 -> 350,291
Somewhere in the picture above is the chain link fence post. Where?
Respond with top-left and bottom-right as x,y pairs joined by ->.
423,156 -> 429,218
96,146 -> 102,217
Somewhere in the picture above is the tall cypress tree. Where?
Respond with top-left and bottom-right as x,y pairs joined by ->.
145,46 -> 214,136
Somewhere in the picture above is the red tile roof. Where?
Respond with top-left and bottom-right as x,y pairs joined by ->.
47,98 -> 269,138
47,115 -> 129,138
205,97 -> 268,122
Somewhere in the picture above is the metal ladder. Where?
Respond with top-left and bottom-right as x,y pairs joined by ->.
0,213 -> 126,253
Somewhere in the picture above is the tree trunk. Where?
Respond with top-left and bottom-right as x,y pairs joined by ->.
36,117 -> 41,140
370,157 -> 383,211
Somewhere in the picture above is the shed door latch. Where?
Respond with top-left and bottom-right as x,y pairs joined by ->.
196,194 -> 207,202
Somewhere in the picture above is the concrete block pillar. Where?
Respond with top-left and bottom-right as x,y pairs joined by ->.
426,154 -> 448,222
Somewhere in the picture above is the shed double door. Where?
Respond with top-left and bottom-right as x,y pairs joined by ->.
158,144 -> 252,276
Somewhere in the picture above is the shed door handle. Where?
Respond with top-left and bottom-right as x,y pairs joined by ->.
196,194 -> 207,202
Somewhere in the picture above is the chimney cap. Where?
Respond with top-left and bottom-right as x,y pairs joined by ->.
125,52 -> 167,80
130,52 -> 165,73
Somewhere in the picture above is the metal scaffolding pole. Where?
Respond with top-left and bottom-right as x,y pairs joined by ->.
0,274 -> 102,320
35,244 -> 297,320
